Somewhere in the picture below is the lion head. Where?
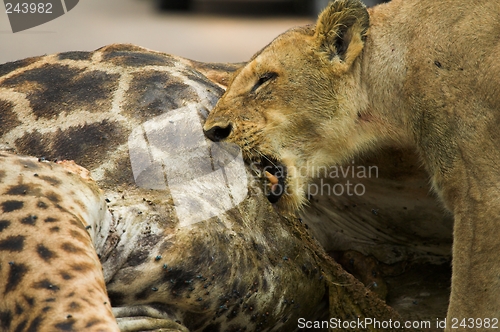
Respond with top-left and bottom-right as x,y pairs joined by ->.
204,0 -> 372,210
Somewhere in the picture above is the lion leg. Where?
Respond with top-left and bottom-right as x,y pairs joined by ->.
447,196 -> 500,330
0,152 -> 119,331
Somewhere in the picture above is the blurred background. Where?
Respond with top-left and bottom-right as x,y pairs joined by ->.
0,0 -> 387,65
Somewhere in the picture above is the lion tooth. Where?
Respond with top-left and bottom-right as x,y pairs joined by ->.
264,171 -> 279,185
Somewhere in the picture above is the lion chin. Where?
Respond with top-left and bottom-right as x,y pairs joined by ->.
243,150 -> 308,212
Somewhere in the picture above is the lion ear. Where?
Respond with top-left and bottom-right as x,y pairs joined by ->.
314,0 -> 369,67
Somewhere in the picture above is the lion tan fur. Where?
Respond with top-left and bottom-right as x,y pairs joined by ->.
204,0 -> 500,328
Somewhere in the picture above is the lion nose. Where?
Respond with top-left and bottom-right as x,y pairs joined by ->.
203,124 -> 233,142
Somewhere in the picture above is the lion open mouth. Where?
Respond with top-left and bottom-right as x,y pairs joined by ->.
257,157 -> 287,204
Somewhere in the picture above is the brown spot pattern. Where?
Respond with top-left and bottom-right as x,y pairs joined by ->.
57,51 -> 92,61
37,244 -> 57,262
54,318 -> 75,331
1,200 -> 24,212
69,229 -> 89,244
123,72 -> 200,122
39,175 -> 61,186
5,184 -> 30,196
102,50 -> 175,67
0,310 -> 13,330
26,315 -> 43,331
20,215 -> 37,226
0,99 -> 21,137
3,64 -> 119,120
5,262 -> 29,294
60,272 -> 73,280
33,279 -> 60,292
85,318 -> 104,328
37,201 -> 49,209
61,242 -> 84,254
0,55 -> 42,77
0,235 -> 25,251
14,121 -> 125,171
45,192 -> 61,203
0,220 -> 11,232
13,319 -> 27,332
70,262 -> 93,273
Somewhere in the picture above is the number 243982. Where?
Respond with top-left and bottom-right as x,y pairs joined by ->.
5,3 -> 53,14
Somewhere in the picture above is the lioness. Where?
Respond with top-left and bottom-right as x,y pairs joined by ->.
204,0 -> 500,328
